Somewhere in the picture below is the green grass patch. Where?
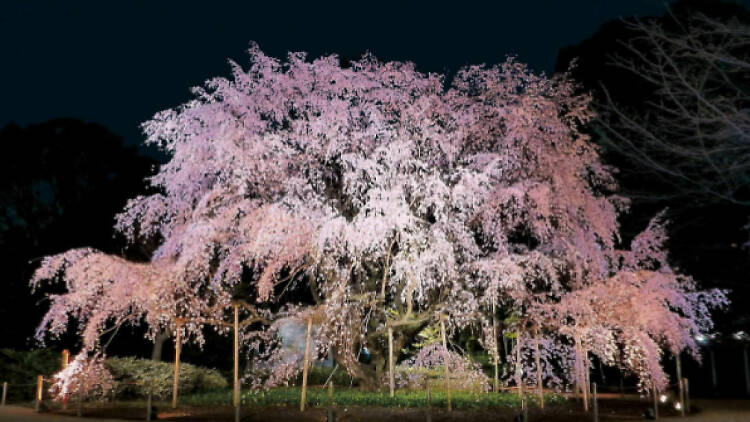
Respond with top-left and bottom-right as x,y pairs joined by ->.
181,387 -> 565,410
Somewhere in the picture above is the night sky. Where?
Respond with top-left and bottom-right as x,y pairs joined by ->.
6,0 -> 749,152
2,0 -> 750,405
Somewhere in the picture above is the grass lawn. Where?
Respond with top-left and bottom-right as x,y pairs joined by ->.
179,386 -> 564,410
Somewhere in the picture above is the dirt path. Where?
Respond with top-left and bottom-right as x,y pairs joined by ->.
664,399 -> 750,422
0,406 -> 129,422
610,399 -> 750,422
2,400 -> 748,421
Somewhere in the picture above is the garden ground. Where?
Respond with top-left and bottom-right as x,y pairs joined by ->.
11,396 -> 750,421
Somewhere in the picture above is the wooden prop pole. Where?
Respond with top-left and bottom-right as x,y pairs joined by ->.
388,327 -> 395,397
440,319 -> 452,412
233,304 -> 240,408
593,382 -> 599,422
300,316 -> 313,412
533,327 -> 544,409
35,375 -> 43,412
172,320 -> 182,409
492,300 -> 499,392
675,353 -> 685,417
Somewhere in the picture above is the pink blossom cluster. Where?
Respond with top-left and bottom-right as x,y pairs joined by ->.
31,45 -> 726,392
49,353 -> 115,401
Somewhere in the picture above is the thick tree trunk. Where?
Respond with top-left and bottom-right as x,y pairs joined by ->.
151,329 -> 171,361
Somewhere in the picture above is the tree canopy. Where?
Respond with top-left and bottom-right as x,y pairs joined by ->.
32,45 -> 726,391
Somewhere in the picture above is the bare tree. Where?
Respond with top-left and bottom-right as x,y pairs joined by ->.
599,10 -> 750,206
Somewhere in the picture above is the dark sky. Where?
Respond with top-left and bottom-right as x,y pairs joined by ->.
3,0 -> 749,151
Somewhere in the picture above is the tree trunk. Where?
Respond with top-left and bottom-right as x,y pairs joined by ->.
152,329 -> 171,361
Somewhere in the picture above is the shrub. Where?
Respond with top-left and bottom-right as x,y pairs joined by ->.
396,344 -> 489,393
0,348 -> 63,401
291,364 -> 357,387
105,357 -> 227,399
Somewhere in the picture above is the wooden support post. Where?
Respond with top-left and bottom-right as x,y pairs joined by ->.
744,347 -> 750,396
425,378 -> 431,422
652,386 -> 659,420
515,332 -> 522,399
233,304 -> 240,408
326,408 -> 337,422
709,348 -> 718,394
61,349 -> 70,368
1,381 -> 6,406
388,326 -> 395,397
683,378 -> 690,414
35,375 -> 43,412
440,319 -> 451,412
62,349 -> 70,410
584,354 -> 591,411
574,335 -> 588,412
172,320 -> 182,409
492,300 -> 499,392
76,391 -> 82,417
300,316 -> 312,412
675,353 -> 685,417
533,327 -> 544,409
592,382 -> 599,422
328,381 -> 334,403
146,391 -> 152,422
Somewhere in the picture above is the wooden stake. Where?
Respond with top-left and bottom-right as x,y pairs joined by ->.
425,377 -> 432,422
328,381 -> 334,403
440,319 -> 451,412
683,378 -> 690,414
62,349 -> 69,410
172,320 -> 182,409
1,381 -> 7,406
35,375 -> 43,412
584,352 -> 591,411
492,300 -> 499,392
76,391 -> 83,417
744,347 -> 750,396
574,334 -> 588,411
515,331 -> 523,402
300,316 -> 313,412
652,386 -> 658,420
233,304 -> 240,408
146,391 -> 152,422
388,326 -> 395,397
675,353 -> 685,417
709,348 -> 718,393
533,326 -> 544,409
593,382 -> 599,422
